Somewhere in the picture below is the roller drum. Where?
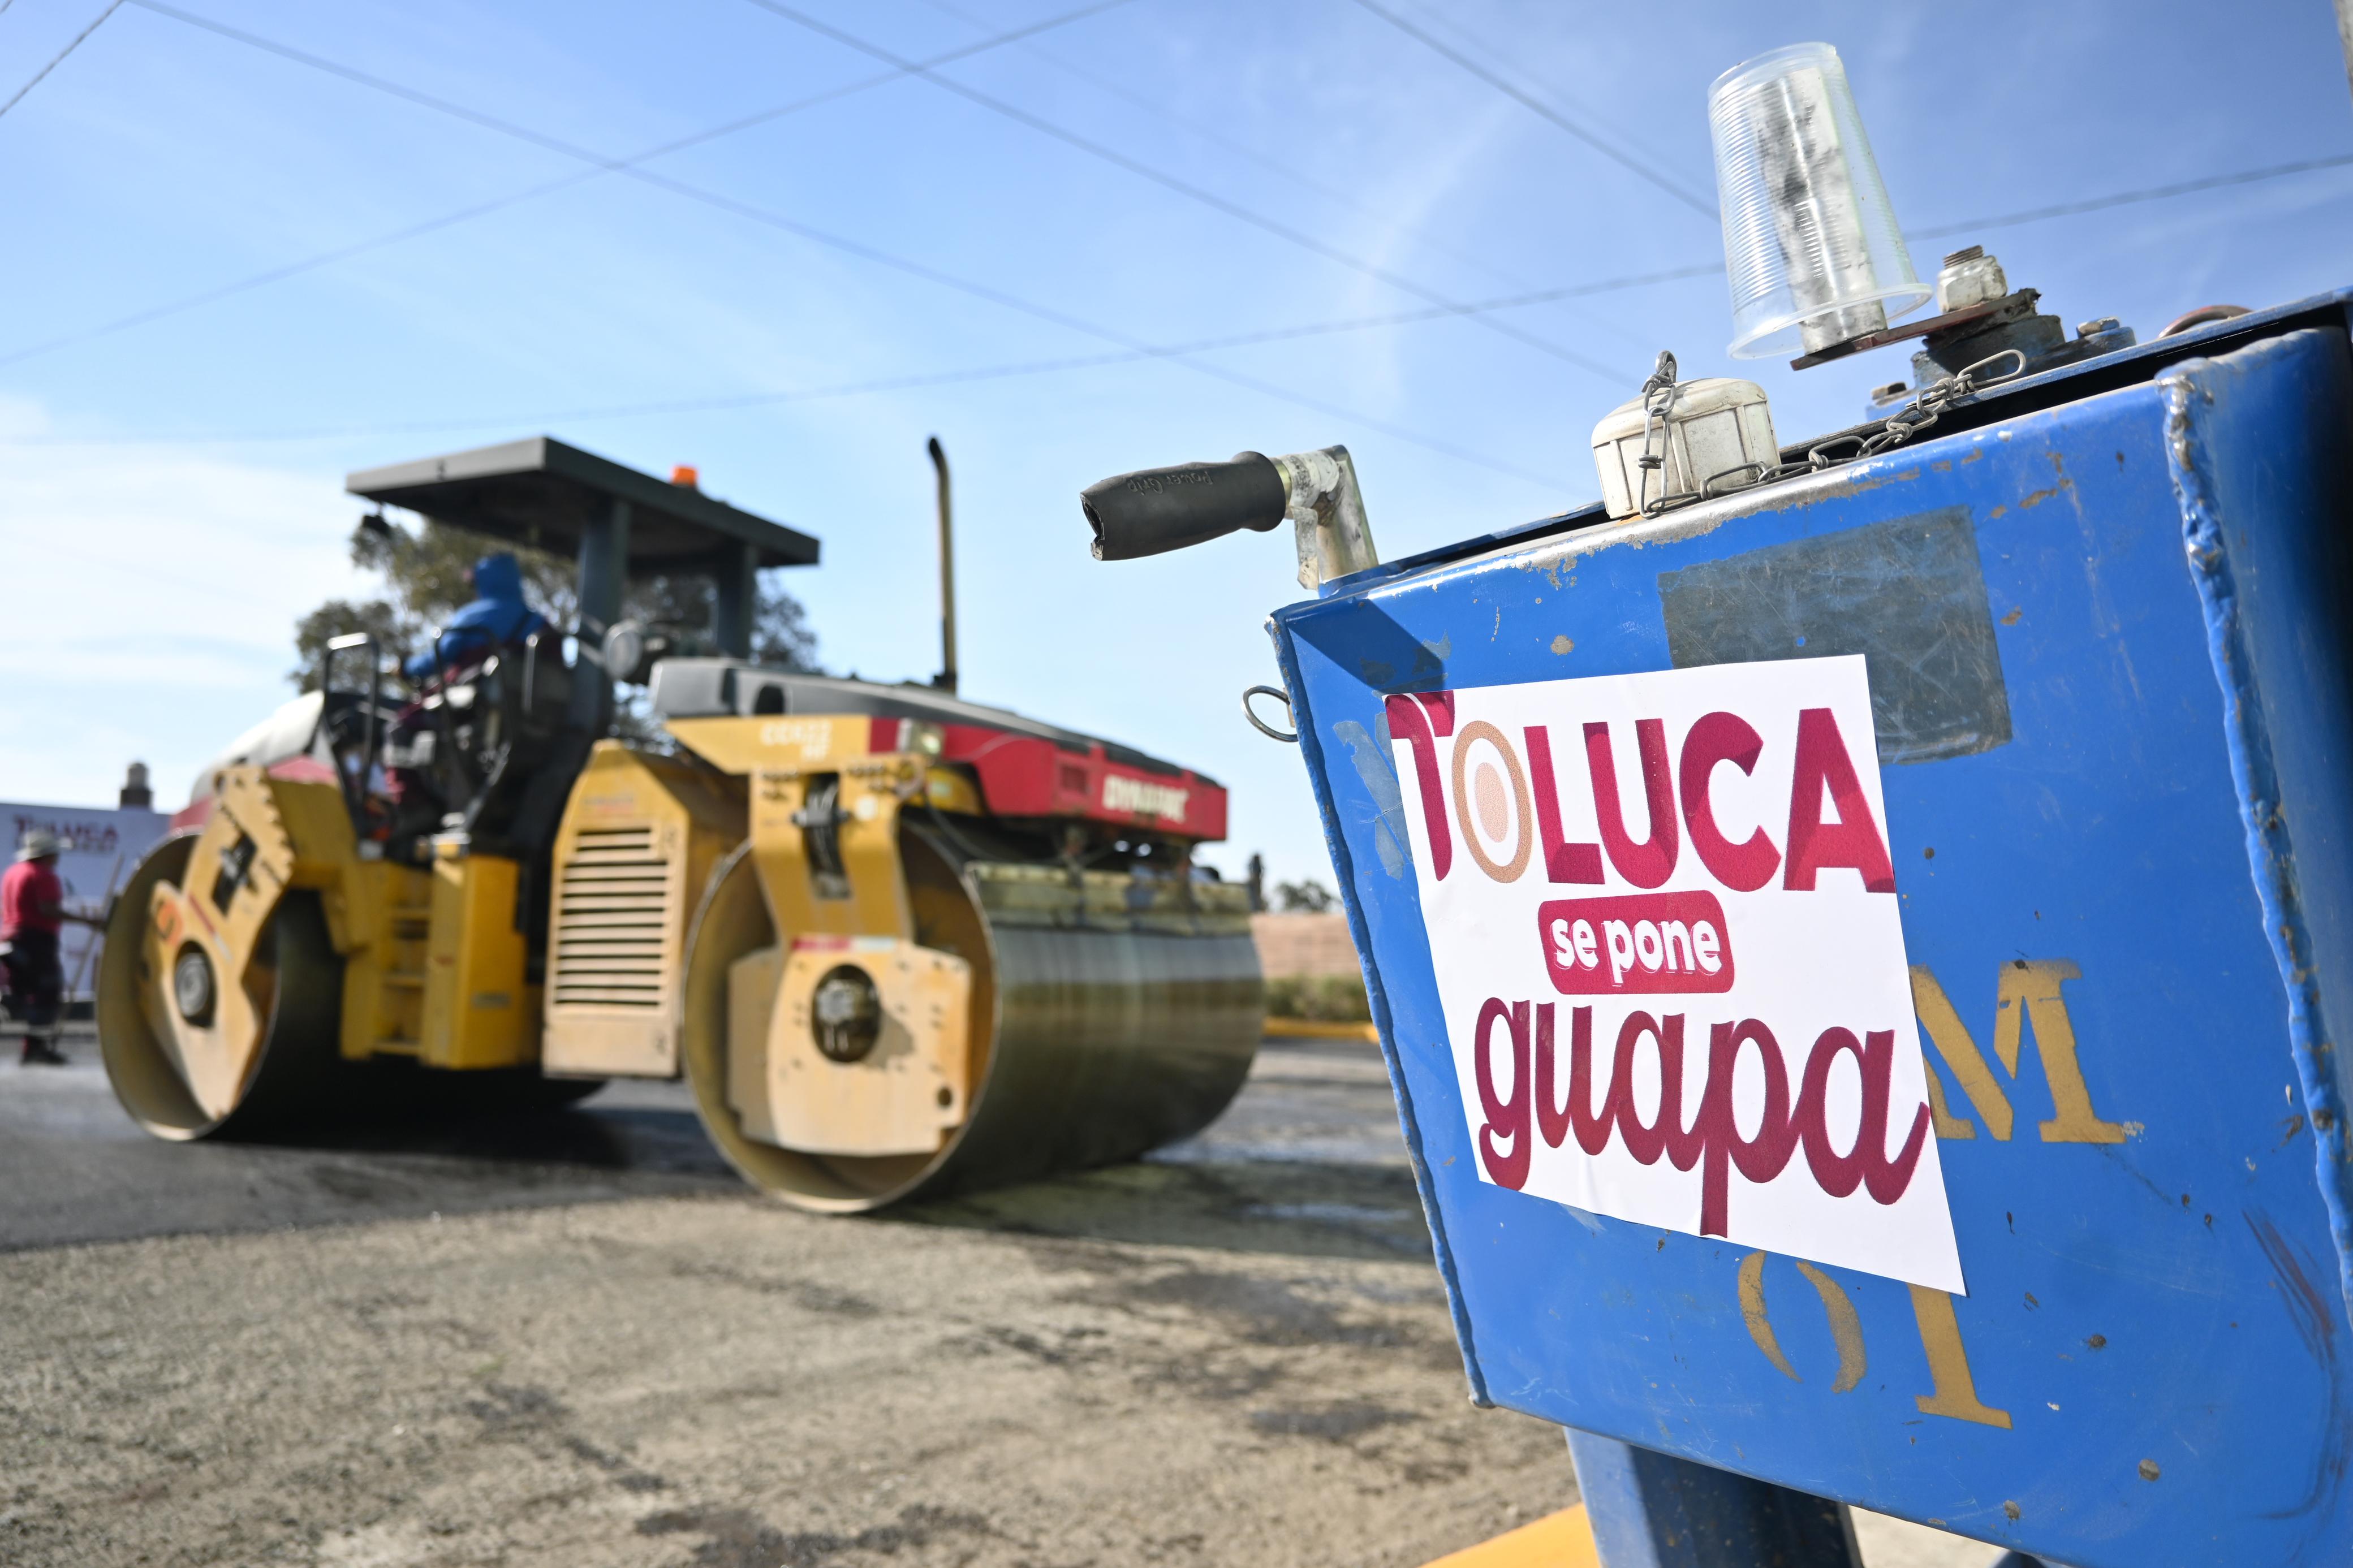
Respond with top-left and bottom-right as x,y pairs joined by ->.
99,833 -> 601,1139
680,832 -> 1261,1211
99,835 -> 360,1139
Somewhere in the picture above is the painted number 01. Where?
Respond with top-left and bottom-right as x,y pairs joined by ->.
1740,1253 -> 2012,1428
1736,957 -> 2130,1428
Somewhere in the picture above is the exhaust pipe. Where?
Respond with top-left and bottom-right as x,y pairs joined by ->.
1081,444 -> 1377,589
928,436 -> 958,694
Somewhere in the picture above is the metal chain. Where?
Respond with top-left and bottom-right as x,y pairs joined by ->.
1635,351 -> 1700,518
1640,347 -> 2031,516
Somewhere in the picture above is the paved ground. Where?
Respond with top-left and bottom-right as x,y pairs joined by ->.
0,1035 -> 1998,1568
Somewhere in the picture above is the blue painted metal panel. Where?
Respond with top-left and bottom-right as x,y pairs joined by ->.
1566,1428 -> 1864,1566
1272,318 -> 2353,1566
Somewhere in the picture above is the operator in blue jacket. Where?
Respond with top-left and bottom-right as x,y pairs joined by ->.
403,554 -> 548,683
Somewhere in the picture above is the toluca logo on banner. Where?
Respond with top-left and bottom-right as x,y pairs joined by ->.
1390,655 -> 1964,1293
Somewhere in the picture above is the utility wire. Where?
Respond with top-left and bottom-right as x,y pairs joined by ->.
0,0 -> 121,119
10,6 -> 2345,464
738,0 -> 1631,385
907,0 -> 1661,368
7,129 -> 2345,456
0,172 -> 601,368
15,107 -> 2329,382
913,0 -> 1542,303
1343,0 -> 1715,217
0,301 -> 1597,480
111,1 -> 1575,487
9,140 -> 2347,453
128,0 -> 597,159
0,263 -> 1786,449
1917,152 -> 2353,239
0,0 -> 1135,370
0,339 -> 1566,485
0,319 -> 1444,446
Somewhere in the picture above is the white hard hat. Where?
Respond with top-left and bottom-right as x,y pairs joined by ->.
16,828 -> 61,861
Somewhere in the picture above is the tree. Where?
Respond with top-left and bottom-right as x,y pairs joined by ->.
1275,878 -> 1337,913
291,514 -> 820,689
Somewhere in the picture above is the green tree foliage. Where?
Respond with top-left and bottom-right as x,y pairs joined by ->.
1264,973 -> 1372,1022
291,515 -> 818,689
1274,878 -> 1337,913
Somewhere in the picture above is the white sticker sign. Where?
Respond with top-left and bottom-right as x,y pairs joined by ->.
1389,655 -> 1964,1293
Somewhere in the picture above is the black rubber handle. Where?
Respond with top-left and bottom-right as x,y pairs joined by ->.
1082,452 -> 1286,561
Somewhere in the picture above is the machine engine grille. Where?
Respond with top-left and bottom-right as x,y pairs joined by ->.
550,824 -> 672,1009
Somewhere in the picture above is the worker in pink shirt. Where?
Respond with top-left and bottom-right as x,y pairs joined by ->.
2,830 -> 101,1066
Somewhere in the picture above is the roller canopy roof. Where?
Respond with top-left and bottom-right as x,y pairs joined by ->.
346,436 -> 819,573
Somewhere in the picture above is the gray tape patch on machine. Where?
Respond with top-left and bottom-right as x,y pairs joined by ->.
1656,507 -> 2012,765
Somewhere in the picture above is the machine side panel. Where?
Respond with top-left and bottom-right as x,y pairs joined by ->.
338,860 -> 430,1060
419,853 -> 536,1070
1272,617 -> 1494,1406
542,743 -> 745,1078
1272,348 -> 2353,1564
2162,330 -> 2353,1332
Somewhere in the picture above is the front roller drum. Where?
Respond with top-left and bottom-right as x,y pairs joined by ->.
679,835 -> 1263,1212
97,834 -> 355,1139
97,835 -> 601,1140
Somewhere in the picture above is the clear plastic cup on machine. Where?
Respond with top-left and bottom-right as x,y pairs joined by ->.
1709,41 -> 1928,359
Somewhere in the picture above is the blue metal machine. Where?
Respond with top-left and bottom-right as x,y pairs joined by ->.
1089,291 -> 2353,1566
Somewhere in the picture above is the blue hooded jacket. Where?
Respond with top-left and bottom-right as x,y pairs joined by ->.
403,554 -> 549,681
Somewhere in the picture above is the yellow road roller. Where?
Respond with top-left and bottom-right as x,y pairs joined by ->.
98,437 -> 1261,1210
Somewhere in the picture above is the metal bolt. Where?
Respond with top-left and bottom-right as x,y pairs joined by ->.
1936,248 -> 2007,313
2077,317 -> 2124,338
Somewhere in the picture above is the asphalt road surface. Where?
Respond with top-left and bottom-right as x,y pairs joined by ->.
0,1034 -> 1990,1568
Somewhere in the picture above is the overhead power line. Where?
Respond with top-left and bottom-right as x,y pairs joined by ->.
0,339 -> 1567,486
1917,152 -> 2353,239
0,260 -> 1743,451
0,299 -> 1575,448
7,64 -> 2333,384
912,0 -> 1563,309
8,136 -> 2350,455
1343,0 -> 1715,217
0,0 -> 122,119
9,5 -> 2347,470
8,146 -> 2348,455
0,0 -> 1134,370
736,0 -> 1630,385
129,0 -> 595,159
103,1 -> 1578,487
0,252 -> 1954,451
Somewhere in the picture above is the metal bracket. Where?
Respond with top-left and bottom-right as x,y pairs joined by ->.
1270,446 -> 1377,590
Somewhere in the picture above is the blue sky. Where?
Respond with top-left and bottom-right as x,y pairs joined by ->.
1,0 -> 2348,887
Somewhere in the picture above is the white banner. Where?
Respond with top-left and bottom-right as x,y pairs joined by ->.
1389,655 -> 1964,1292
1,801 -> 169,999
